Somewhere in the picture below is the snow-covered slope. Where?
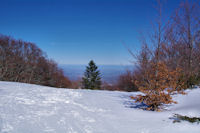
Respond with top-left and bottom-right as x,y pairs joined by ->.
0,81 -> 199,133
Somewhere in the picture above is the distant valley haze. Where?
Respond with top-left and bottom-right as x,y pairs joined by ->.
60,64 -> 134,83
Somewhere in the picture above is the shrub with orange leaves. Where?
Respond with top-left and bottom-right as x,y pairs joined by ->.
132,61 -> 185,111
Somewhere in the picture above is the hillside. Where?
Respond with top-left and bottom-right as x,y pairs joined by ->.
0,81 -> 199,133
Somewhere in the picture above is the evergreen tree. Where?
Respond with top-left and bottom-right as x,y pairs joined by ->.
82,60 -> 101,89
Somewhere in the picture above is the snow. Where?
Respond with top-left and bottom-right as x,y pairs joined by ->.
169,89 -> 200,117
0,81 -> 199,133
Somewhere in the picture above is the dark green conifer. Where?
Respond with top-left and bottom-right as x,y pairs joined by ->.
82,60 -> 101,89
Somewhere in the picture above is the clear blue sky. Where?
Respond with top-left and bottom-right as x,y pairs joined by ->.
0,0 -> 184,65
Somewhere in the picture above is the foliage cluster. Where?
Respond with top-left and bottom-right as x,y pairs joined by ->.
171,114 -> 200,124
132,0 -> 200,111
0,35 -> 71,88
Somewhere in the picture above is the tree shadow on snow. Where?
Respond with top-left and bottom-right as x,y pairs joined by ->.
119,94 -> 148,109
124,100 -> 148,109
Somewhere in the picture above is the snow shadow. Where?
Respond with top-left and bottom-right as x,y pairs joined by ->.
0,117 -> 2,132
124,100 -> 148,109
119,94 -> 148,109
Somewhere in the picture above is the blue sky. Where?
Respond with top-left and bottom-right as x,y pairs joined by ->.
0,0 -> 184,65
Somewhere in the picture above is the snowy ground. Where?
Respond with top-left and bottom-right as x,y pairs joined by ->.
0,81 -> 199,133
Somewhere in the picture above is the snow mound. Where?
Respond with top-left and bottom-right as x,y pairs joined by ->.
0,81 -> 199,133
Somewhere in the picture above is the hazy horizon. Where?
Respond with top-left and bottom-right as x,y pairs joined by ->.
60,64 -> 134,83
59,63 -> 134,66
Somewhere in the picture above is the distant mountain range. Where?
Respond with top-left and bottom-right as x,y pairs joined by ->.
59,64 -> 134,83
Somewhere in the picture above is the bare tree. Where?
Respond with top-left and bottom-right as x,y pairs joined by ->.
165,1 -> 200,87
0,34 -> 71,88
